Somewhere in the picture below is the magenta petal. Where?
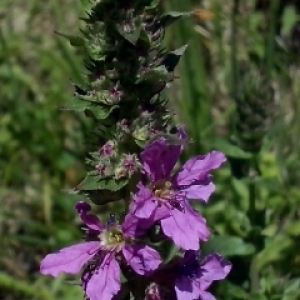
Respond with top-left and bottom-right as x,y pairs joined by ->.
183,182 -> 215,202
122,212 -> 154,237
175,277 -> 198,300
160,210 -> 200,250
86,256 -> 121,300
122,245 -> 162,275
200,254 -> 232,282
40,242 -> 100,277
176,151 -> 226,186
141,139 -> 181,181
75,201 -> 103,231
185,205 -> 210,241
131,185 -> 157,219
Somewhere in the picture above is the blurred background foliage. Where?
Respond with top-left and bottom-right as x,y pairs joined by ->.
1,0 -> 300,299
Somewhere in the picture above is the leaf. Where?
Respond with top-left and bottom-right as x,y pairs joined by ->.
76,175 -> 102,190
145,0 -> 161,10
160,11 -> 192,27
163,44 -> 188,72
76,175 -> 128,192
55,32 -> 85,47
281,6 -> 299,36
208,139 -> 253,159
116,23 -> 142,45
88,104 -> 118,120
136,66 -> 170,83
286,220 -> 300,236
60,96 -> 92,111
202,235 -> 255,257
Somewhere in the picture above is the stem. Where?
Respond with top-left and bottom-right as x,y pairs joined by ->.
265,0 -> 280,79
248,176 -> 256,227
248,155 -> 261,295
230,0 -> 240,102
249,257 -> 260,294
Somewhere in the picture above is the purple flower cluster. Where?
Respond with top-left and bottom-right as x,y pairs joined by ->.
40,130 -> 231,300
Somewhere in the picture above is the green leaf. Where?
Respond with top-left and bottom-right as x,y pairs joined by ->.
208,139 -> 253,159
55,32 -> 85,47
116,23 -> 142,45
76,175 -> 128,192
286,220 -> 300,236
160,11 -> 192,27
60,96 -> 91,111
202,235 -> 255,257
136,66 -> 170,83
76,175 -> 102,190
163,44 -> 188,72
145,0 -> 161,10
281,6 -> 299,36
88,104 -> 118,120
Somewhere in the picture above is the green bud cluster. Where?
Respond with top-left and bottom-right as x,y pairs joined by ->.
234,68 -> 275,153
61,0 -> 189,205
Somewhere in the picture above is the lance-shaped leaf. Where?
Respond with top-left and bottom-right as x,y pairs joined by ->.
85,104 -> 119,120
163,44 -> 188,72
60,97 -> 92,111
202,235 -> 255,257
136,66 -> 171,83
116,22 -> 142,45
160,11 -> 192,27
55,31 -> 86,47
76,174 -> 128,192
76,175 -> 128,205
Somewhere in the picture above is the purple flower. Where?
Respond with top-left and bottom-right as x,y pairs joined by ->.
40,201 -> 162,300
130,130 -> 226,250
174,251 -> 231,300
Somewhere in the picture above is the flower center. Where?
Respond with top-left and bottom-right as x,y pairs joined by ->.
99,227 -> 125,251
152,180 -> 173,202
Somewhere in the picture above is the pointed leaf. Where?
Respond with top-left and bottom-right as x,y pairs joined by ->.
76,175 -> 128,192
116,24 -> 141,45
136,66 -> 170,83
55,32 -> 85,47
160,11 -> 192,27
88,104 -> 119,120
202,235 -> 255,257
60,97 -> 91,111
163,44 -> 188,72
208,139 -> 252,159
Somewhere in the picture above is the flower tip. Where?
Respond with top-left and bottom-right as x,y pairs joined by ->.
75,201 -> 91,213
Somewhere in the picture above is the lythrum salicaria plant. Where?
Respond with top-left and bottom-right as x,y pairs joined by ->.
40,1 -> 231,299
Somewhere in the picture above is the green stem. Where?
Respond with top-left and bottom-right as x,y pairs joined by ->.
265,0 -> 280,79
248,177 -> 256,227
230,0 -> 240,102
248,155 -> 261,295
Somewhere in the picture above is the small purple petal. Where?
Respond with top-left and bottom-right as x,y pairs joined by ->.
175,277 -> 198,300
86,256 -> 121,300
40,242 -> 100,277
122,213 -> 153,237
122,244 -> 162,275
183,182 -> 215,202
75,201 -> 103,231
160,207 -> 209,250
131,185 -> 157,219
176,151 -> 226,186
141,139 -> 181,182
178,125 -> 188,141
199,254 -> 232,283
